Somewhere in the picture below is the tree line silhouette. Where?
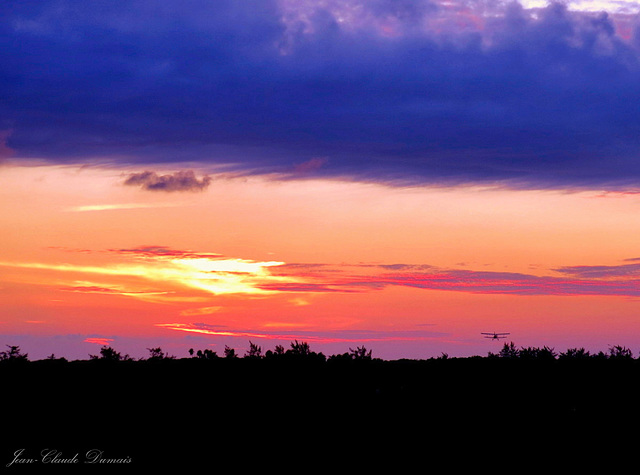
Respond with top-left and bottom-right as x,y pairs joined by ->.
0,340 -> 375,363
0,340 -> 636,363
3,339 -> 640,468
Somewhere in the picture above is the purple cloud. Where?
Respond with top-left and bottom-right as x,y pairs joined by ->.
265,262 -> 640,297
3,1 -> 640,189
553,263 -> 640,279
379,269 -> 640,296
123,170 -> 212,192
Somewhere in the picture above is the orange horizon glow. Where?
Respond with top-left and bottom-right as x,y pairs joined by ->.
3,162 -> 640,360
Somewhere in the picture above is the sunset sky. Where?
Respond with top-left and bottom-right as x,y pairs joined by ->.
3,0 -> 640,360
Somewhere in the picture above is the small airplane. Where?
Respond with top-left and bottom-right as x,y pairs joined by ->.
481,332 -> 510,340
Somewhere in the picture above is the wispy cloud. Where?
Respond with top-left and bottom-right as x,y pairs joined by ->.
291,157 -> 328,176
179,306 -> 223,316
155,322 -> 447,343
57,282 -> 171,299
552,263 -> 640,279
66,203 -> 184,212
372,269 -> 640,297
264,261 -> 640,297
107,245 -> 223,260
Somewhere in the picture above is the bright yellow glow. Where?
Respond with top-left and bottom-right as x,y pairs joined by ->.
172,257 -> 284,274
155,323 -> 267,339
0,253 -> 297,297
169,257 -> 292,295
67,203 -> 183,212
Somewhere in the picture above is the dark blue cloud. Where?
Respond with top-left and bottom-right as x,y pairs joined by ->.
3,1 -> 640,189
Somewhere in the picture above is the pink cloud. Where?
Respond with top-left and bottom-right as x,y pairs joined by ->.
292,157 -> 328,175
0,129 -> 14,161
84,337 -> 114,345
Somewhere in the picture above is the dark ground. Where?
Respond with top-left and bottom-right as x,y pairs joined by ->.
2,356 -> 640,471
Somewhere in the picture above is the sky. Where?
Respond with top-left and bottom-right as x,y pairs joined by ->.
3,0 -> 640,360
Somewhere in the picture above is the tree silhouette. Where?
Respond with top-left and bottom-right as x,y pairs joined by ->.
0,345 -> 28,361
195,349 -> 217,360
349,346 -> 373,360
224,345 -> 238,359
45,353 -> 67,362
496,342 -> 519,358
265,344 -> 286,359
288,340 -> 311,356
559,347 -> 591,359
285,340 -> 326,362
146,347 -> 174,360
245,341 -> 263,359
90,345 -> 131,361
518,346 -> 557,360
593,350 -> 610,360
609,345 -> 633,359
